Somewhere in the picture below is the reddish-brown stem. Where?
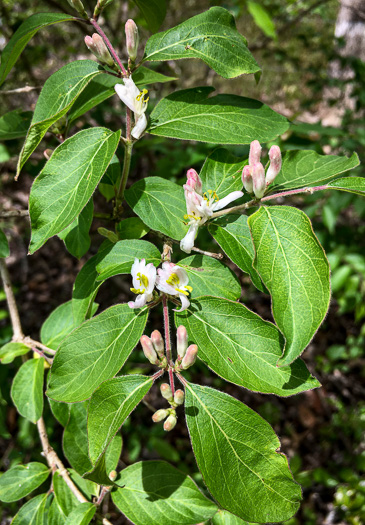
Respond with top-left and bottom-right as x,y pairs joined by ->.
162,295 -> 175,395
152,369 -> 165,381
32,347 -> 53,365
89,18 -> 127,76
176,372 -> 187,387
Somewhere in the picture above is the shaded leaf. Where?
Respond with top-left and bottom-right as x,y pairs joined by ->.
11,358 -> 45,423
11,493 -> 48,525
199,148 -> 245,198
133,0 -> 167,32
58,200 -> 94,259
116,217 -> 150,240
0,229 -> 10,258
0,463 -> 50,502
0,110 -> 32,140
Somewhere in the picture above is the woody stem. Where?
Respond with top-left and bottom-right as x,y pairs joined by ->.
162,295 -> 175,396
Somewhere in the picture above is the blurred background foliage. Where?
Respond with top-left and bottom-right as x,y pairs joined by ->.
0,0 -> 364,523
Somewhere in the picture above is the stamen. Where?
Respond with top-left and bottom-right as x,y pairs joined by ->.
137,272 -> 149,288
166,273 -> 180,287
130,287 -> 145,295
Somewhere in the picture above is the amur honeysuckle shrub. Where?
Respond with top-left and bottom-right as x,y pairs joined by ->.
0,0 -> 364,524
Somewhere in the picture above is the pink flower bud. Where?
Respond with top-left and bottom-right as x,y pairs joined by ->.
140,335 -> 159,365
185,169 -> 202,195
125,19 -> 139,62
174,389 -> 185,405
152,409 -> 169,423
163,414 -> 177,432
252,162 -> 266,199
176,325 -> 188,360
84,34 -> 114,67
249,140 -> 262,166
181,344 -> 198,370
160,383 -> 173,402
109,470 -> 117,481
242,165 -> 253,194
265,145 -> 282,186
151,330 -> 164,358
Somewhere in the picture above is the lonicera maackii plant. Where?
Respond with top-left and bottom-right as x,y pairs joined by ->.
0,0 -> 363,523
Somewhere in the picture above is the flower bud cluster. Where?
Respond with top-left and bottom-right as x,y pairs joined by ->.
84,34 -> 114,67
140,332 -> 167,368
152,385 -> 186,431
242,141 -> 282,199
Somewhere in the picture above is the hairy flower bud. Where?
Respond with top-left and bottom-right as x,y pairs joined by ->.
252,162 -> 266,199
249,140 -> 262,166
185,169 -> 203,195
125,19 -> 139,62
67,0 -> 88,18
265,145 -> 282,186
84,34 -> 114,67
140,335 -> 159,365
152,409 -> 169,423
163,414 -> 177,432
160,383 -> 173,402
176,325 -> 188,360
151,330 -> 164,358
174,389 -> 185,405
181,344 -> 198,370
242,165 -> 253,194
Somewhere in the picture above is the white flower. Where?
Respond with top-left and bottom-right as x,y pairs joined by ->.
180,170 -> 243,254
114,77 -> 148,139
128,258 -> 156,309
156,262 -> 192,312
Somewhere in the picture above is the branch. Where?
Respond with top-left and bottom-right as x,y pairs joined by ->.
0,259 -> 23,339
0,209 -> 29,218
89,18 -> 127,76
1,86 -> 40,95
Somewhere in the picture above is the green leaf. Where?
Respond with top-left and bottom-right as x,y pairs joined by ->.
0,463 -> 50,502
0,229 -> 10,258
48,498 -> 65,525
125,176 -> 188,240
179,255 -> 241,301
133,65 -> 177,86
208,214 -> 265,292
0,110 -> 32,140
101,153 -> 121,186
53,471 -> 79,517
175,297 -> 320,396
29,127 -> 120,253
116,217 -> 150,240
83,448 -> 116,486
248,206 -> 330,366
0,342 -> 29,364
210,510 -> 251,524
88,375 -> 153,464
185,382 -> 301,522
111,461 -> 218,525
58,200 -> 93,259
0,13 -> 75,86
199,148 -> 246,198
64,503 -> 96,525
11,358 -> 45,423
63,402 -> 92,475
47,304 -> 149,402
17,60 -> 103,175
327,176 -> 365,196
133,0 -> 167,32
247,2 -> 277,39
49,398 -> 71,427
269,150 -> 360,193
148,87 -> 289,144
11,493 -> 48,525
143,7 -> 260,79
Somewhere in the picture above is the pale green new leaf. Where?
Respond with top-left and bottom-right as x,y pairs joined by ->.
327,176 -> 365,196
247,2 -> 277,39
58,199 -> 94,259
47,304 -> 149,402
0,13 -> 75,86
0,110 -> 32,140
199,148 -> 246,198
148,87 -> 289,144
64,503 -> 96,525
111,461 -> 218,525
96,239 -> 161,281
248,206 -> 330,366
269,150 -> 359,193
17,60 -> 104,175
208,214 -> 265,292
0,463 -> 50,502
185,383 -> 301,522
133,0 -> 167,32
11,493 -> 49,525
143,7 -> 260,79
11,358 -> 45,423
125,176 -> 188,240
210,509 -> 251,525
175,297 -> 320,396
88,375 -> 153,464
0,342 -> 29,364
179,255 -> 241,301
29,127 -> 120,253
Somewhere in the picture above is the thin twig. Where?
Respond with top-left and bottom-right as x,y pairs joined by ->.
0,259 -> 23,339
32,347 -> 53,365
89,18 -> 127,76
167,237 -> 223,260
1,86 -> 40,95
0,209 -> 29,218
162,295 -> 175,396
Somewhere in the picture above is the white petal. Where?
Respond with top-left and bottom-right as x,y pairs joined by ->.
115,84 -> 136,113
123,77 -> 140,100
173,294 -> 190,312
180,223 -> 198,254
175,266 -> 189,287
131,113 -> 147,139
213,191 -> 243,211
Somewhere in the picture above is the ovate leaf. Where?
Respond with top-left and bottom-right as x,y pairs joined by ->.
11,358 -> 45,423
116,217 -> 150,240
327,176 -> 365,196
125,176 -> 187,240
63,402 -> 92,475
143,7 -> 260,79
88,375 -> 153,464
199,148 -> 246,198
58,199 -> 94,259
64,503 -> 96,525
0,13 -> 75,86
247,2 -> 277,39
148,87 -> 289,144
29,127 -> 120,253
53,471 -> 79,516
11,493 -> 48,525
111,461 -> 218,525
0,110 -> 32,140
0,463 -> 50,502
47,304 -> 149,402
0,342 -> 29,364
208,214 -> 265,292
175,297 -> 320,396
248,206 -> 330,366
133,0 -> 167,32
185,383 -> 301,522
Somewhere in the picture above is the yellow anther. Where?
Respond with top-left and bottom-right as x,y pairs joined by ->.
166,273 -> 180,287
185,285 -> 193,293
130,287 -> 145,295
137,272 -> 149,288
